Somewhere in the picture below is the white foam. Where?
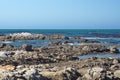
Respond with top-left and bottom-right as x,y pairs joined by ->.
1,41 -> 13,44
9,32 -> 43,38
9,32 -> 33,37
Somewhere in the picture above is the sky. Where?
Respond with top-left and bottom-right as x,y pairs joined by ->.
0,0 -> 120,29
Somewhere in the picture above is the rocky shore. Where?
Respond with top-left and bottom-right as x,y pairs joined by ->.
1,58 -> 120,80
0,33 -> 120,80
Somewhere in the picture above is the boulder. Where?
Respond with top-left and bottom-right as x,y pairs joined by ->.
24,68 -> 48,80
41,67 -> 81,80
0,51 -> 15,57
114,70 -> 120,78
113,59 -> 119,64
84,67 -> 104,80
109,46 -> 119,53
63,67 -> 81,80
0,65 -> 15,71
22,44 -> 33,51
0,43 -> 6,48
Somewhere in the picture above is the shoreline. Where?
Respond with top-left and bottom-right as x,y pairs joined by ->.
0,32 -> 120,79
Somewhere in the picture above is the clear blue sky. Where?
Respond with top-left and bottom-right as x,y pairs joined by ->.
0,0 -> 120,29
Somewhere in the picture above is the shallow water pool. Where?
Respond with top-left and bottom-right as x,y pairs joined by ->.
78,53 -> 120,59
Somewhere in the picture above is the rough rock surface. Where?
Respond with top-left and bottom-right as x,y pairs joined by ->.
22,44 -> 33,51
0,58 -> 120,80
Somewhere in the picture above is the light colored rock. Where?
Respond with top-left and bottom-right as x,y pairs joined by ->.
41,67 -> 80,80
113,59 -> 119,64
109,46 -> 119,53
84,67 -> 104,80
114,70 -> 120,78
0,65 -> 15,71
82,46 -> 90,51
24,68 -> 48,80
0,51 -> 15,57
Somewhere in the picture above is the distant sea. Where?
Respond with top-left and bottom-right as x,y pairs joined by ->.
0,29 -> 120,38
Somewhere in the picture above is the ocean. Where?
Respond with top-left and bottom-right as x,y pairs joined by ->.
0,29 -> 120,38
1,29 -> 120,59
0,29 -> 120,47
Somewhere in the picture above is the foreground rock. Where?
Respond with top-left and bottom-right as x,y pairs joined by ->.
0,68 -> 49,80
0,58 -> 120,80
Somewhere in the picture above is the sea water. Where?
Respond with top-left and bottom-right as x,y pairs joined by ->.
1,29 -> 120,59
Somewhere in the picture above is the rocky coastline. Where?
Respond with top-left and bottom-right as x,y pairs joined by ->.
0,33 -> 120,80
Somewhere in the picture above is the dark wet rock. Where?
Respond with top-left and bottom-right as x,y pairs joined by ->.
5,44 -> 14,48
109,46 -> 119,53
106,71 -> 114,80
63,36 -> 69,40
0,43 -> 6,48
0,44 -> 14,51
80,38 -> 100,43
22,44 -> 33,51
62,67 -> 81,80
50,41 -> 62,46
